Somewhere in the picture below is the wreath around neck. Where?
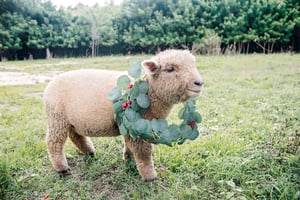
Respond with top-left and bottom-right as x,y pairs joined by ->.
108,61 -> 202,146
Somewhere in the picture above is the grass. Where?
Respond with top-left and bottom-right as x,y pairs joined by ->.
0,54 -> 299,199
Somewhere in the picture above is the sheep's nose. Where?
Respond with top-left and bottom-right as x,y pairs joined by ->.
194,80 -> 203,87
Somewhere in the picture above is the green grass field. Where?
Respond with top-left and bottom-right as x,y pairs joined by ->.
0,54 -> 299,199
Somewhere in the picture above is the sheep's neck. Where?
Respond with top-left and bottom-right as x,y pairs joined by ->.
143,86 -> 173,120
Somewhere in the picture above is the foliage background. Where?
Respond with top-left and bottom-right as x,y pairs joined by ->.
0,0 -> 300,60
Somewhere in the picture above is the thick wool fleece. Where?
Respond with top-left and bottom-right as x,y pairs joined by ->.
44,49 -> 202,181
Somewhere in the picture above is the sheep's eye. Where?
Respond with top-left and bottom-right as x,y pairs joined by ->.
166,66 -> 175,73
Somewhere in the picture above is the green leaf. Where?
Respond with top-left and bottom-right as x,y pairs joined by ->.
151,119 -> 168,133
130,84 -> 139,98
117,75 -> 131,90
183,111 -> 192,122
136,93 -> 150,109
124,108 -> 140,122
154,129 -> 173,146
192,112 -> 202,123
108,87 -> 121,101
130,131 -> 137,141
185,98 -> 196,110
119,123 -> 128,135
128,59 -> 142,78
138,81 -> 149,94
134,119 -> 153,139
134,119 -> 150,133
168,124 -> 181,140
112,101 -> 124,113
178,107 -> 185,119
186,129 -> 199,140
180,124 -> 193,137
130,99 -> 139,111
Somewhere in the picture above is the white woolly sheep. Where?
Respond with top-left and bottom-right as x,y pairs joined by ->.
43,49 -> 203,182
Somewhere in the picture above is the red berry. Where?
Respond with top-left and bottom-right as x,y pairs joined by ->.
128,83 -> 133,89
127,100 -> 132,106
122,102 -> 128,109
188,120 -> 196,129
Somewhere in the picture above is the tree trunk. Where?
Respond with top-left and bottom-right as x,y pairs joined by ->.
46,47 -> 52,59
246,42 -> 249,54
91,40 -> 95,57
0,55 -> 7,62
156,46 -> 161,53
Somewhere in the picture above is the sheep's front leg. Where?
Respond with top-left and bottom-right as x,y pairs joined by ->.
124,135 -> 157,182
123,144 -> 133,161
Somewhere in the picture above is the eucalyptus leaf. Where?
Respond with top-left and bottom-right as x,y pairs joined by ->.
183,111 -> 193,122
134,119 -> 153,139
192,112 -> 202,123
151,119 -> 168,133
114,113 -> 121,125
154,129 -> 173,146
138,81 -> 149,94
185,129 -> 199,140
122,115 -> 130,127
130,84 -> 139,98
136,93 -> 150,109
117,75 -> 131,90
125,108 -> 140,122
168,124 -> 181,141
130,131 -> 137,141
134,119 -> 151,134
186,98 -> 196,108
130,99 -> 139,111
128,59 -> 142,78
112,101 -> 124,113
108,87 -> 121,101
119,123 -> 128,135
178,107 -> 185,119
180,124 -> 193,138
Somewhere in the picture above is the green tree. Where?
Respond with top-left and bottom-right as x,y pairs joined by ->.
246,0 -> 296,53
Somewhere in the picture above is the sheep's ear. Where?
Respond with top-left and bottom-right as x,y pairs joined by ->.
142,60 -> 160,75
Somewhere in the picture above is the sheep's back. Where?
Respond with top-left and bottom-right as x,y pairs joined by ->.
44,69 -> 126,136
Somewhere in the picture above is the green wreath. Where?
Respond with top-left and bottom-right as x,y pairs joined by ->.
108,61 -> 202,146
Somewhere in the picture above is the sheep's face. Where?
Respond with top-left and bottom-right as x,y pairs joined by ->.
143,50 -> 202,104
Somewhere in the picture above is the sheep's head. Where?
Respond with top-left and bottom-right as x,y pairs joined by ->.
142,49 -> 202,104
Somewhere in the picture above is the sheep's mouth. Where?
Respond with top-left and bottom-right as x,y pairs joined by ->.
187,89 -> 201,97
187,89 -> 201,93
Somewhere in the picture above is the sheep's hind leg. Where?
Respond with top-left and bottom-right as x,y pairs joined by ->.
68,129 -> 95,156
124,135 -> 157,182
46,115 -> 70,176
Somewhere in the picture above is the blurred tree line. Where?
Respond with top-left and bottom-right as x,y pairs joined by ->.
0,0 -> 299,60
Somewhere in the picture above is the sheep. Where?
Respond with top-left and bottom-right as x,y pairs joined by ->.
43,49 -> 203,182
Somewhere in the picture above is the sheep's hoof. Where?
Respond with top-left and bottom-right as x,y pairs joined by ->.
123,152 -> 133,161
84,152 -> 96,164
58,169 -> 71,177
87,152 -> 95,157
144,177 -> 158,184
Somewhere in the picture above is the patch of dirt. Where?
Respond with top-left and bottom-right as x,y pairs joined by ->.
25,92 -> 44,99
0,72 -> 53,86
30,61 -> 78,68
0,103 -> 20,112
